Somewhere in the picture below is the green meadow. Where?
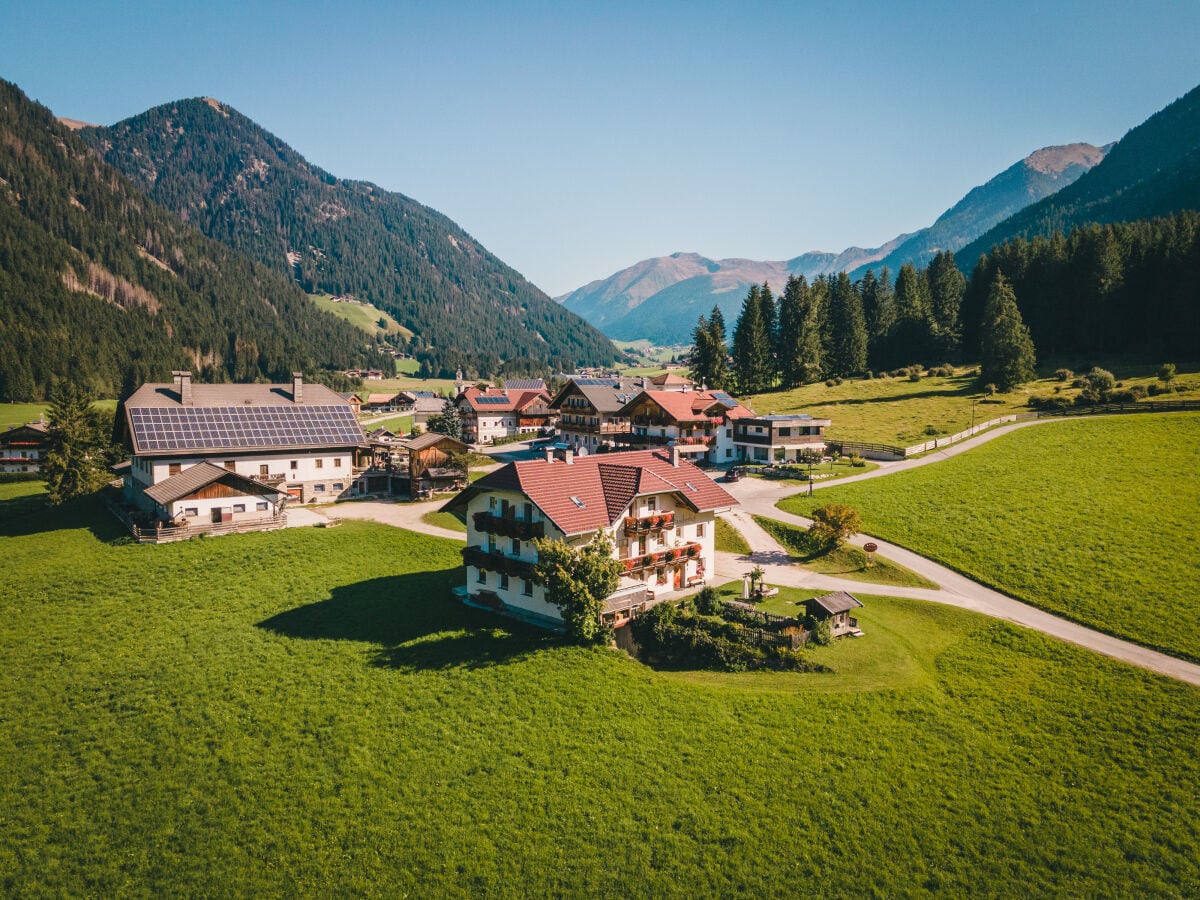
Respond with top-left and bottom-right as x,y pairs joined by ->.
743,362 -> 1200,445
1,482 -> 1198,895
779,413 -> 1200,661
307,292 -> 412,339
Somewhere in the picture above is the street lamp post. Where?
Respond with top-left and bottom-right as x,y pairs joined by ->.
971,398 -> 979,432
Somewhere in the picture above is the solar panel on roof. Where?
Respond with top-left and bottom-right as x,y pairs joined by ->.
475,396 -> 510,405
573,378 -> 620,387
710,392 -> 738,405
129,405 -> 363,453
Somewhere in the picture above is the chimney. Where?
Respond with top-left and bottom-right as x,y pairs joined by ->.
292,372 -> 303,404
172,370 -> 193,406
563,449 -> 574,465
669,443 -> 681,467
544,448 -> 554,463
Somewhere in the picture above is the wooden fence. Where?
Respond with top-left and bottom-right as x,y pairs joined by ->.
1034,399 -> 1200,418
107,497 -> 287,543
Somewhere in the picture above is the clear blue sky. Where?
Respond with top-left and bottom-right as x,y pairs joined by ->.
3,0 -> 1199,295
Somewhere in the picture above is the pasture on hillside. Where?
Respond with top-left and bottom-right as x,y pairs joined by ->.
306,292 -> 413,340
779,413 -> 1200,661
743,362 -> 1200,446
1,483 -> 1198,895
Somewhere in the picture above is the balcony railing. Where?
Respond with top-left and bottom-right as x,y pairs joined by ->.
472,512 -> 545,539
621,542 -> 702,573
462,545 -> 540,580
734,433 -> 824,447
623,512 -> 675,535
250,473 -> 287,485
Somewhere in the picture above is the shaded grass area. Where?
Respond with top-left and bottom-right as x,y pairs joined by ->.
420,509 -> 466,532
778,414 -> 1200,661
743,362 -> 1200,445
714,516 -> 750,554
753,515 -> 939,590
2,484 -> 1199,896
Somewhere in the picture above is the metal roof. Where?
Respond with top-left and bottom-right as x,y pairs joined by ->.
128,405 -> 364,454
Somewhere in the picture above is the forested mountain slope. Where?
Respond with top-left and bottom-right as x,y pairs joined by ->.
958,84 -> 1200,266
0,80 -> 380,401
82,99 -> 615,377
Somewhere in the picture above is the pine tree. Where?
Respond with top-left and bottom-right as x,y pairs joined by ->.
777,275 -> 808,387
757,282 -> 779,387
927,251 -> 965,358
828,272 -> 868,376
707,305 -> 729,390
887,262 -> 936,366
427,398 -> 463,440
689,314 -> 717,389
799,276 -> 828,382
731,285 -> 771,394
979,272 -> 1037,391
41,383 -> 115,505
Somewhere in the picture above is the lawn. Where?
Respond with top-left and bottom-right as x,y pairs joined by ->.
714,516 -> 750,554
0,399 -> 118,429
742,362 -> 1200,446
365,414 -> 414,434
752,515 -> 939,590
420,508 -> 466,532
779,413 -> 1200,661
2,483 -> 1199,896
307,292 -> 412,340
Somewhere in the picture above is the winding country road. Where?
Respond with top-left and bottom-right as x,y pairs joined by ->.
305,421 -> 1200,686
718,418 -> 1200,686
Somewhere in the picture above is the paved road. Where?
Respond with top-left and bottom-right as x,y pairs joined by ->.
720,439 -> 1200,686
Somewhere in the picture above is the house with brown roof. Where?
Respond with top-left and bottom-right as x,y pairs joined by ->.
400,432 -> 469,497
803,591 -> 864,637
114,371 -> 367,539
441,447 -> 737,629
547,377 -> 642,453
614,389 -> 755,465
0,421 -> 48,473
733,413 -> 831,464
455,386 -> 554,445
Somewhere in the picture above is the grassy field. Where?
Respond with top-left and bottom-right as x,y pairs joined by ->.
357,375 -> 459,396
0,399 -> 118,429
0,484 -> 1198,894
752,515 -> 939,590
420,508 -> 466,532
364,414 -> 414,434
779,413 -> 1200,661
743,362 -> 1200,445
307,293 -> 412,340
714,516 -> 750,554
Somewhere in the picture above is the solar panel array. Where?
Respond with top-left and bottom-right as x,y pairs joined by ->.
475,396 -> 511,405
129,405 -> 364,452
572,377 -> 621,387
710,391 -> 738,406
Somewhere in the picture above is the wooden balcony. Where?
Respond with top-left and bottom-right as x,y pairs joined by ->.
621,542 -> 702,573
462,545 -> 540,580
623,512 -> 675,535
472,512 -> 545,539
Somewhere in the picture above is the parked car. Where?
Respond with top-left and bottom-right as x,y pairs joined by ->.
721,467 -> 741,483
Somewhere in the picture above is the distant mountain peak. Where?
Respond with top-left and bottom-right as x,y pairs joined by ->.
1023,142 -> 1107,175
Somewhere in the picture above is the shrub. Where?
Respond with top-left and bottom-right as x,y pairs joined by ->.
983,383 -> 997,396
923,425 -> 938,436
1158,363 -> 1177,384
907,366 -> 922,383
808,504 -> 862,550
693,587 -> 721,616
824,378 -> 837,388
1055,368 -> 1074,382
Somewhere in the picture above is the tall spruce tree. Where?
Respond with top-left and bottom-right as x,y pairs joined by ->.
828,272 -> 868,376
757,281 -> 779,386
979,272 -> 1037,391
801,276 -> 830,382
886,262 -> 936,366
927,251 -> 965,358
777,275 -> 808,388
731,284 -> 771,394
42,384 -> 115,505
707,304 -> 729,389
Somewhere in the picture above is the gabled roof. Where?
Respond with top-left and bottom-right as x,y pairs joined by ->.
142,462 -> 287,505
807,591 -> 864,616
616,389 -> 755,423
548,378 -> 642,414
443,449 -> 737,536
0,422 -> 49,442
119,379 -> 366,456
458,386 -> 550,414
649,372 -> 694,387
402,432 -> 468,453
504,378 -> 547,392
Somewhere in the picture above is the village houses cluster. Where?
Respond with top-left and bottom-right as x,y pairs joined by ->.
24,366 -> 838,631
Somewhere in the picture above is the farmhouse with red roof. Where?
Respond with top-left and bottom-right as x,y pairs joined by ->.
441,447 -> 738,628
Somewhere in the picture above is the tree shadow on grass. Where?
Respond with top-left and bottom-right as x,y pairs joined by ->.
257,572 -> 559,672
0,489 -> 129,543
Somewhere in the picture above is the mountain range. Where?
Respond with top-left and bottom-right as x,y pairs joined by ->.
80,99 -> 615,378
956,83 -> 1200,265
0,80 -> 381,401
560,143 -> 1110,344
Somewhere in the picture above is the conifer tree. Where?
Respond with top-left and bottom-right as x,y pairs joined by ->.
927,251 -> 965,357
979,272 -> 1037,391
732,285 -> 771,393
42,384 -> 116,505
777,275 -> 808,388
757,281 -> 779,386
828,272 -> 868,376
706,304 -> 729,389
887,262 -> 936,365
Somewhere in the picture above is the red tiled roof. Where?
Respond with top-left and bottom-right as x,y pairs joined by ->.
617,389 -> 754,423
459,387 -> 550,413
444,449 -> 737,536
